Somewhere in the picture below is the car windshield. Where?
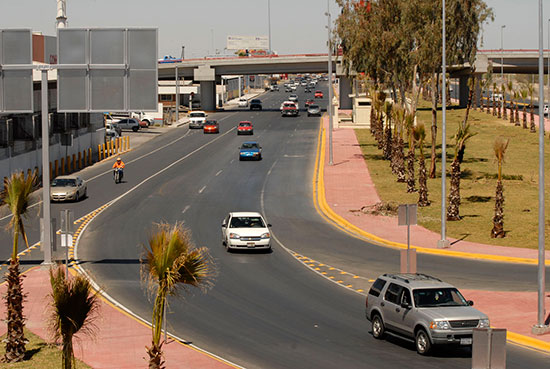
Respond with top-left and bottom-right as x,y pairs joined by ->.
52,179 -> 76,187
190,113 -> 205,117
251,99 -> 261,103
205,120 -> 217,125
239,123 -> 251,127
241,143 -> 259,149
413,288 -> 468,308
309,105 -> 319,109
284,103 -> 295,108
229,216 -> 265,228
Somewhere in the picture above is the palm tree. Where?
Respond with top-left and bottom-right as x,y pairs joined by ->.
414,124 -> 429,207
491,137 -> 510,238
405,112 -> 416,193
507,81 -> 514,124
527,83 -> 536,133
492,83 -> 497,116
1,171 -> 37,362
375,91 -> 387,149
447,123 -> 477,221
142,223 -> 215,369
383,101 -> 393,160
48,266 -> 99,369
391,106 -> 406,182
513,90 -> 520,126
520,88 -> 528,129
501,83 -> 507,120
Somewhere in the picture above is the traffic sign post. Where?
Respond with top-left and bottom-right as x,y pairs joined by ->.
398,204 -> 417,273
60,210 -> 73,275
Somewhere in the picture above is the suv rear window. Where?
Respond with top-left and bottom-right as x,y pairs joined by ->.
368,278 -> 386,297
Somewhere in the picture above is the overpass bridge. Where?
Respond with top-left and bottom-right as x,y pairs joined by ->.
158,50 -> 550,110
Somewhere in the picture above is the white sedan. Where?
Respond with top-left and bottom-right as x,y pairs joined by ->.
222,212 -> 271,252
238,98 -> 248,107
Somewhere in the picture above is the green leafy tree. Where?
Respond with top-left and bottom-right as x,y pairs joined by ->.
141,223 -> 215,369
491,137 -> 509,238
1,171 -> 37,362
49,266 -> 99,369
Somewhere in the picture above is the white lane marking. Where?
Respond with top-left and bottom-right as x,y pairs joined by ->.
284,155 -> 304,158
182,205 -> 190,214
199,185 -> 206,194
0,114 -> 236,223
230,159 -> 235,164
215,170 -> 223,176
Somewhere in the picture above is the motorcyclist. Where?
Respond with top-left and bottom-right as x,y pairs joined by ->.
112,157 -> 125,181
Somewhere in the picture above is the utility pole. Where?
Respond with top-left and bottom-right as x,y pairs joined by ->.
438,0 -> 450,249
268,0 -> 272,55
326,0 -> 333,166
500,25 -> 506,82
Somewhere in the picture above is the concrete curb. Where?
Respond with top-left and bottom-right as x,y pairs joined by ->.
312,120 -> 550,353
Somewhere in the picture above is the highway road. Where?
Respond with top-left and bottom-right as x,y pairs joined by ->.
1,82 -> 547,368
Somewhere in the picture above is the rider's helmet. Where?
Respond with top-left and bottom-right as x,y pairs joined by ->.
116,157 -> 121,161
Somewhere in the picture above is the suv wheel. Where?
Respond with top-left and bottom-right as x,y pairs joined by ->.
415,329 -> 432,355
372,314 -> 385,339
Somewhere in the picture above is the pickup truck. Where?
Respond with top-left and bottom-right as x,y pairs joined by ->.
281,102 -> 299,117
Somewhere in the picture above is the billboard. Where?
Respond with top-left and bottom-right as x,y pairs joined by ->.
226,35 -> 268,50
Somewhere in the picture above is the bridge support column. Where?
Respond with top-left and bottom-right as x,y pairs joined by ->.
339,75 -> 353,110
194,65 -> 217,111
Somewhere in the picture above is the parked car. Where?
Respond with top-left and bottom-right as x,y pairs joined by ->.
307,104 -> 321,116
188,111 -> 207,129
203,120 -> 220,134
221,212 -> 271,252
315,90 -> 324,98
250,99 -> 263,110
50,175 -> 87,202
237,121 -> 254,135
106,122 -> 122,136
239,141 -> 262,160
138,120 -> 148,128
365,273 -> 490,355
238,98 -> 248,107
116,118 -> 140,132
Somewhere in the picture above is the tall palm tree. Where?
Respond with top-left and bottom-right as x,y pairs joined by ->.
1,171 -> 37,362
527,83 -> 536,133
405,112 -> 416,193
447,123 -> 477,221
520,88 -> 528,129
375,91 -> 387,149
501,83 -> 507,120
414,124 -> 429,207
513,90 -> 520,126
48,266 -> 99,369
383,101 -> 393,160
142,223 -> 215,369
491,137 -> 509,238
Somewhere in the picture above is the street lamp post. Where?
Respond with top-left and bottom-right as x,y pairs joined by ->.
326,0 -> 334,166
500,25 -> 506,82
268,0 -> 272,55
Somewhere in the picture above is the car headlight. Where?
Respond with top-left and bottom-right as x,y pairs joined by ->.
261,232 -> 270,239
430,320 -> 450,330
229,233 -> 240,239
478,319 -> 490,328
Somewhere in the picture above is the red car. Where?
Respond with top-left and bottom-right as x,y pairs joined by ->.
237,121 -> 254,135
305,99 -> 314,107
138,119 -> 148,128
203,120 -> 219,134
314,91 -> 324,98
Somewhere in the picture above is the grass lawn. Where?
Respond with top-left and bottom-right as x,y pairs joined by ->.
355,102 -> 550,250
0,329 -> 91,369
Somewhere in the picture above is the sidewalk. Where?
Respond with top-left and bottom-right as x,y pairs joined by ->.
0,267 -> 238,369
321,115 -> 550,350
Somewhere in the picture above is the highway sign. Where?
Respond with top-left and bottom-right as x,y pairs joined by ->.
0,29 -> 33,113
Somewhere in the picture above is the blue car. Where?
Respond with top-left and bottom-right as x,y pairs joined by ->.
239,141 -> 262,161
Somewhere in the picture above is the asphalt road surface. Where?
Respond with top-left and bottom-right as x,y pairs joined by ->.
4,82 -> 549,368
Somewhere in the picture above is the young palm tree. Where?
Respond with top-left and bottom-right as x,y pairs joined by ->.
520,88 -> 528,129
492,83 -> 497,116
491,138 -> 510,238
375,91 -> 387,149
513,90 -> 520,126
405,112 -> 416,193
1,171 -> 37,362
142,223 -> 215,369
383,101 -> 393,160
447,123 -> 477,221
527,83 -> 536,133
506,81 -> 514,124
414,124 -> 430,207
501,83 -> 507,120
49,266 -> 99,369
391,106 -> 406,181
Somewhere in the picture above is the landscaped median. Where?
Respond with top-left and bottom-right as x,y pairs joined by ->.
354,103 -> 550,252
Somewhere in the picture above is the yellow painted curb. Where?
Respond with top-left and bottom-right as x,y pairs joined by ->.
507,331 -> 550,353
314,123 -> 549,266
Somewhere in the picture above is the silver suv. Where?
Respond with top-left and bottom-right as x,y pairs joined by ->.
365,273 -> 489,355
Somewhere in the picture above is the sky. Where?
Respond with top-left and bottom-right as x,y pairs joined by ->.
0,1 -> 549,58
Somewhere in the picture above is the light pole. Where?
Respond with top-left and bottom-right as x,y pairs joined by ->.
547,19 -> 549,115
438,0 -> 450,249
500,25 -> 506,82
268,0 -> 272,55
326,0 -> 334,166
533,0 -> 550,336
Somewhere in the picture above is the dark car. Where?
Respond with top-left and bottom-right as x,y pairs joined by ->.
250,99 -> 263,111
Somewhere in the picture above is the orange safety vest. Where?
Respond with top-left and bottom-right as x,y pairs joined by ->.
113,161 -> 125,169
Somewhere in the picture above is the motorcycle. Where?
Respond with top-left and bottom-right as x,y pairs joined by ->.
113,168 -> 123,184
